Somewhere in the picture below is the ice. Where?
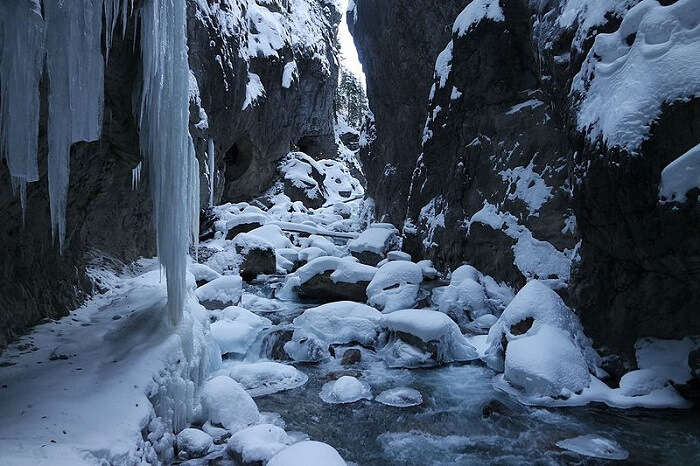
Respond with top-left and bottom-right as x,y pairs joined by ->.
229,361 -> 308,397
208,138 -> 216,207
210,306 -> 271,355
319,375 -> 373,404
268,440 -> 347,466
227,424 -> 293,463
418,196 -> 447,249
659,142 -> 700,204
367,261 -> 423,312
282,60 -> 299,88
376,387 -> 423,407
556,434 -> 629,460
132,162 -> 142,191
199,376 -> 260,432
453,0 -> 505,37
504,324 -> 591,398
176,428 -> 213,458
285,301 -> 383,362
195,275 -> 243,306
348,225 -> 398,255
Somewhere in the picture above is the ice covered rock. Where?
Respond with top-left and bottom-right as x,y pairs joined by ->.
199,376 -> 260,431
233,233 -> 276,282
348,224 -> 400,265
376,387 -> 423,407
367,261 -> 423,312
176,428 -> 213,459
188,263 -> 221,287
319,376 -> 372,404
246,224 -> 294,249
210,306 -> 272,356
195,275 -> 243,307
268,441 -> 346,466
294,256 -> 378,302
504,324 -> 591,398
229,362 -> 308,397
556,434 -> 629,460
227,424 -> 293,464
380,309 -> 478,368
225,212 -> 268,240
284,301 -> 383,362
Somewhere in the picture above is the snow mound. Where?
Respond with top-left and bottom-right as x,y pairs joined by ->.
285,301 -> 383,362
188,262 -> 221,284
227,424 -> 293,464
348,225 -> 398,255
195,275 -> 243,306
246,224 -> 294,249
226,212 -> 268,231
296,255 -> 377,284
453,0 -> 505,37
319,376 -> 372,404
556,434 -> 629,460
210,306 -> 271,356
417,259 -> 440,279
229,361 -> 308,397
376,387 -> 423,407
387,250 -> 411,261
367,261 -> 423,312
268,441 -> 347,466
659,142 -> 700,204
572,0 -> 700,151
199,376 -> 260,432
176,428 -> 212,458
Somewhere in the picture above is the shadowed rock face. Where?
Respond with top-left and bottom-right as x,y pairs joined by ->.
350,0 -> 700,354
0,1 -> 341,350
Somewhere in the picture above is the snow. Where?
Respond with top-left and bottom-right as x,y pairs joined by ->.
659,142 -> 700,204
243,72 -> 266,110
556,434 -> 629,460
499,161 -> 553,215
418,197 -> 446,249
434,41 -> 453,89
227,424 -> 293,463
198,376 -> 260,432
282,60 -> 299,88
295,256 -> 377,285
195,275 -> 243,306
348,225 -> 398,255
453,0 -> 505,37
367,261 -> 423,312
268,440 -> 347,466
189,262 -> 222,284
506,99 -> 544,115
208,138 -> 216,207
504,324 -> 591,398
572,0 -> 700,151
176,428 -> 213,457
417,259 -> 440,279
246,224 -> 294,249
558,0 -> 639,49
387,250 -> 411,261
319,376 -> 373,404
376,387 -> 424,407
210,306 -> 271,355
229,361 -> 309,397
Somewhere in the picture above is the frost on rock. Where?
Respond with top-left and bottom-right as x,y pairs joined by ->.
499,161 -> 553,216
268,440 -> 347,466
556,434 -> 629,460
367,261 -> 423,313
319,375 -> 372,404
210,306 -> 271,356
284,301 -> 383,362
229,361 -> 308,397
572,0 -> 700,152
195,275 -> 244,306
227,424 -> 293,463
659,142 -> 700,204
376,387 -> 423,407
199,376 -> 260,432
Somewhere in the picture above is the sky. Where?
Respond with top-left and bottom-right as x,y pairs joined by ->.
338,0 -> 366,87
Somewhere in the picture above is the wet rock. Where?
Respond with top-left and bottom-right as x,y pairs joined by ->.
481,400 -> 511,419
341,349 -> 362,366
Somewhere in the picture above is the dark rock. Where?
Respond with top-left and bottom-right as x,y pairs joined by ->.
481,400 -> 511,419
350,250 -> 383,267
327,369 -> 363,380
238,245 -> 276,282
690,349 -> 700,379
296,271 -> 369,303
339,131 -> 360,151
510,317 -> 534,336
341,348 -> 362,366
225,222 -> 264,241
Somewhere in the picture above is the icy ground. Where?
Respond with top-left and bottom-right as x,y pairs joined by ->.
1,151 -> 699,465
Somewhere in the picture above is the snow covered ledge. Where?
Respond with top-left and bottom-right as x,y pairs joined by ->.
0,262 -> 221,464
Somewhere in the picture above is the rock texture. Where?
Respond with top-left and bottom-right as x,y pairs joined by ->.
350,0 -> 700,354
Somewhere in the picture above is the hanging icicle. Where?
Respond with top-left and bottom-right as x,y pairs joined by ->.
132,162 -> 142,190
208,138 -> 215,207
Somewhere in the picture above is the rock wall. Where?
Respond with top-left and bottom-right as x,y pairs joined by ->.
0,0 -> 340,349
350,0 -> 700,354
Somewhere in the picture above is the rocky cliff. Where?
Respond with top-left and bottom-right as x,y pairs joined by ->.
350,0 -> 700,356
0,0 -> 340,349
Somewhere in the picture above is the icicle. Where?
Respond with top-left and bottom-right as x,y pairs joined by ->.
139,0 -> 200,325
132,162 -> 142,190
208,138 -> 215,207
0,1 -> 44,210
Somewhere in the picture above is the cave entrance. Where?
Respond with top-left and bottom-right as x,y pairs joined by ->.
222,136 -> 255,201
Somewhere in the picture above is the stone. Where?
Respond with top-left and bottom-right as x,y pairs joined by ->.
341,348 -> 362,366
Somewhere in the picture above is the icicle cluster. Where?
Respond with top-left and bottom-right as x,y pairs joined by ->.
208,139 -> 216,207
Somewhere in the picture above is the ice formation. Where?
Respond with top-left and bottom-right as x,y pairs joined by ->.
227,424 -> 293,463
208,138 -> 216,207
228,361 -> 309,397
376,387 -> 424,407
319,375 -> 373,404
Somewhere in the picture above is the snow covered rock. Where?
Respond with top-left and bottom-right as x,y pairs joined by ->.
199,376 -> 260,432
293,256 -> 378,302
229,361 -> 308,397
195,275 -> 243,307
659,142 -> 700,204
267,441 -> 347,466
225,212 -> 268,240
367,261 -> 423,312
387,250 -> 411,262
176,428 -> 213,459
189,263 -> 221,287
210,306 -> 271,356
227,424 -> 293,464
379,309 -> 478,368
319,376 -> 372,404
348,224 -> 400,265
279,152 -> 328,209
376,387 -> 423,407
284,301 -> 383,362
556,434 -> 629,460
232,233 -> 276,282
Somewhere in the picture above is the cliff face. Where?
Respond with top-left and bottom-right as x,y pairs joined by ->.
350,0 -> 700,354
0,0 -> 340,349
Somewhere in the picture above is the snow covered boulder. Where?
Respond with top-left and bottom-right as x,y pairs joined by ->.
176,428 -> 213,459
227,424 -> 293,464
210,306 -> 272,356
199,376 -> 260,431
417,259 -> 440,280
279,152 -> 328,209
483,280 -> 601,377
225,212 -> 268,240
367,261 -> 423,313
195,275 -> 243,308
293,256 -> 378,302
284,301 -> 383,362
229,361 -> 308,397
233,233 -> 276,282
268,441 -> 346,466
319,376 -> 372,404
379,309 -> 478,368
348,224 -> 400,266
189,263 -> 221,287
